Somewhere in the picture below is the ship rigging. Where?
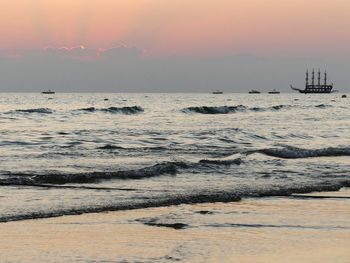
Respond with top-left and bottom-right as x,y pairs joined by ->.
290,69 -> 335,94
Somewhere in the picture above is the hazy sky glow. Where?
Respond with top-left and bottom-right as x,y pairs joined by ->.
1,0 -> 350,56
0,0 -> 349,92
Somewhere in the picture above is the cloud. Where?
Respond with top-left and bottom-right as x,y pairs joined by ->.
0,46 -> 145,91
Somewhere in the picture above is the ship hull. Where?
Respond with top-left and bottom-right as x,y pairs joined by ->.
298,90 -> 332,94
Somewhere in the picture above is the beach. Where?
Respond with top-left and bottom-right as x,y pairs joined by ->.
1,189 -> 349,263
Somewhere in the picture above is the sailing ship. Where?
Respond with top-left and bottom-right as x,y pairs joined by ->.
291,69 -> 335,94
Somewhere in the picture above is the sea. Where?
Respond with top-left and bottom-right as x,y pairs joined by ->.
0,92 -> 349,222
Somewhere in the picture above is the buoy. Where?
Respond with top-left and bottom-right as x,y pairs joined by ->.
104,98 -> 109,101
341,94 -> 347,98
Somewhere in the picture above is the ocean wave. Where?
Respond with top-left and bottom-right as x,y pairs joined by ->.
97,145 -> 169,152
7,108 -> 53,114
98,144 -> 125,150
1,181 -> 349,223
102,106 -> 144,114
255,181 -> 349,196
270,104 -> 291,110
315,104 -> 332,108
1,162 -> 185,185
199,158 -> 242,166
77,107 -> 97,112
181,105 -> 288,114
182,104 -> 332,114
77,106 -> 143,114
0,192 -> 242,223
182,106 -> 246,114
0,158 -> 242,186
252,146 -> 350,159
250,105 -> 292,112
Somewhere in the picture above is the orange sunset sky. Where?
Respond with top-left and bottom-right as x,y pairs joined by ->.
1,0 -> 350,57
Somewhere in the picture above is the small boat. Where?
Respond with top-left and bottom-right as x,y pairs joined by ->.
41,89 -> 55,94
212,90 -> 223,94
249,90 -> 261,94
268,89 -> 280,94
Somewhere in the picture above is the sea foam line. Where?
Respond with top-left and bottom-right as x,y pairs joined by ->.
1,181 -> 349,223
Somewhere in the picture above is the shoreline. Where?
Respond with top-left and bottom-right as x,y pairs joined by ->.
1,184 -> 349,224
1,189 -> 350,262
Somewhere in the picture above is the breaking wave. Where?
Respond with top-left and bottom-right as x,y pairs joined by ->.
0,158 -> 241,186
77,106 -> 144,114
252,146 -> 350,159
199,158 -> 242,166
1,162 -> 185,185
0,192 -> 242,223
182,104 -> 332,114
182,106 -> 246,114
250,105 -> 292,111
1,180 -> 349,223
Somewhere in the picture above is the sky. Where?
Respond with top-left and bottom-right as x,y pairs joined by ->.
0,0 -> 349,92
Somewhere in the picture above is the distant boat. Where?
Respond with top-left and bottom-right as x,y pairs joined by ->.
212,90 -> 223,94
268,89 -> 280,94
41,89 -> 55,94
249,90 -> 261,94
291,69 -> 335,94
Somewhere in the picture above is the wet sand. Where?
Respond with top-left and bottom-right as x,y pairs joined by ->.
1,189 -> 350,263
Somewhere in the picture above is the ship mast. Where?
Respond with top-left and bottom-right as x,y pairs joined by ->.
305,70 -> 309,87
311,69 -> 315,86
317,69 -> 321,86
324,70 -> 327,86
